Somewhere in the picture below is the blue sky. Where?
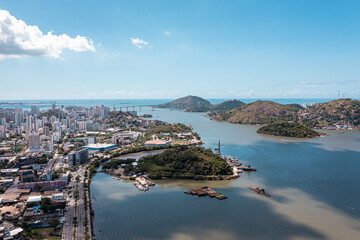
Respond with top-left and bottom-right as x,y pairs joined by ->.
0,0 -> 360,99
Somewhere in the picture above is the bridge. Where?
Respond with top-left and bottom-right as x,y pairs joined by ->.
112,105 -> 156,112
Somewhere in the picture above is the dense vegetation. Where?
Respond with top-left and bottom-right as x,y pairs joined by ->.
140,114 -> 153,118
211,99 -> 245,112
157,95 -> 212,112
102,158 -> 136,170
37,109 -> 65,119
136,146 -> 232,179
39,197 -> 66,213
257,122 -> 321,138
158,96 -> 246,113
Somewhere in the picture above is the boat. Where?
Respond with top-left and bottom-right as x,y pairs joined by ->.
238,164 -> 257,171
247,185 -> 271,197
215,194 -> 228,200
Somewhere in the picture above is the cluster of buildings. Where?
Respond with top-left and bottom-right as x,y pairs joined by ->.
0,164 -> 69,239
0,103 -> 202,238
0,104 -> 113,155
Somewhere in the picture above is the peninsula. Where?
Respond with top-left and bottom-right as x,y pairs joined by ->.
128,146 -> 233,180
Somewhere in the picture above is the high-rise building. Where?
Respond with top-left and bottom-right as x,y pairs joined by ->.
26,115 -> 34,131
0,117 -> 6,126
85,121 -> 93,131
45,141 -> 54,152
28,133 -> 40,150
44,126 -> 50,136
15,112 -> 24,127
30,106 -> 39,115
42,116 -> 48,123
67,148 -> 89,166
0,127 -> 6,139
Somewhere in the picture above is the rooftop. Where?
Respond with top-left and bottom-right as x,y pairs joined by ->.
85,143 -> 117,148
26,195 -> 42,203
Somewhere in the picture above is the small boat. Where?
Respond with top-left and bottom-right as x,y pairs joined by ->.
239,165 -> 257,171
247,185 -> 271,197
215,194 -> 228,200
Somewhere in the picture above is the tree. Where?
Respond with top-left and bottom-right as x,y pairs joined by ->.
49,218 -> 60,227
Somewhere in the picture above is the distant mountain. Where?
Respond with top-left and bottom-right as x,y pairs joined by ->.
257,122 -> 321,138
157,96 -> 212,112
211,99 -> 246,112
298,99 -> 360,129
211,101 -> 303,124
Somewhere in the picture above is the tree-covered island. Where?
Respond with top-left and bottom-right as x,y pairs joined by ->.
257,122 -> 321,138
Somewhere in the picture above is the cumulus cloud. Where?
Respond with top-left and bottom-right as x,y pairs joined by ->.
0,10 -> 95,60
130,37 -> 149,48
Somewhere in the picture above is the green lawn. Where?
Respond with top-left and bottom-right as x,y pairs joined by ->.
25,227 -> 62,240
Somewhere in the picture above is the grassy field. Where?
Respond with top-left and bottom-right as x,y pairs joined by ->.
25,227 -> 62,240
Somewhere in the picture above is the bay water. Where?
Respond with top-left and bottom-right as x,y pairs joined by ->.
90,106 -> 360,240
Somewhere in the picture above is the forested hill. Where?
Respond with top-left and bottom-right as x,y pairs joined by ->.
157,96 -> 212,112
211,99 -> 246,112
136,146 -> 233,179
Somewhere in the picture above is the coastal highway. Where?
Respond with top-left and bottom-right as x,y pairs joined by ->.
62,167 -> 86,240
62,170 -> 77,240
76,171 -> 85,240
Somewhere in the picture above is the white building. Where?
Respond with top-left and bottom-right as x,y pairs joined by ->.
52,193 -> 65,201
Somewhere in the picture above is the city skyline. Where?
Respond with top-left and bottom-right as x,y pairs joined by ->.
1,0 -> 360,99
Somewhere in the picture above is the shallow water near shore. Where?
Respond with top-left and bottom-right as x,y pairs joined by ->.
91,107 -> 360,240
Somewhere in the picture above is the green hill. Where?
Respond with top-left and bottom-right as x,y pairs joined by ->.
136,146 -> 233,179
257,122 -> 321,138
213,101 -> 303,124
211,99 -> 246,112
157,95 -> 212,112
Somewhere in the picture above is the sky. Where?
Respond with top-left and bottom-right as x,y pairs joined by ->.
0,0 -> 360,100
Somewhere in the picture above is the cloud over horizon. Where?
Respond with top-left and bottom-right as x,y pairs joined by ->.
0,10 -> 95,60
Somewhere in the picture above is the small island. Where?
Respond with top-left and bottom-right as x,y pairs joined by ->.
125,146 -> 234,180
157,95 -> 212,112
140,114 -> 153,118
257,122 -> 321,138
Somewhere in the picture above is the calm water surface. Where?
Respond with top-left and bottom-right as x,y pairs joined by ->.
91,107 -> 360,240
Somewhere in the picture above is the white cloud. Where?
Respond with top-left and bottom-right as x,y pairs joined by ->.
130,37 -> 149,48
164,31 -> 171,35
0,10 -> 95,60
